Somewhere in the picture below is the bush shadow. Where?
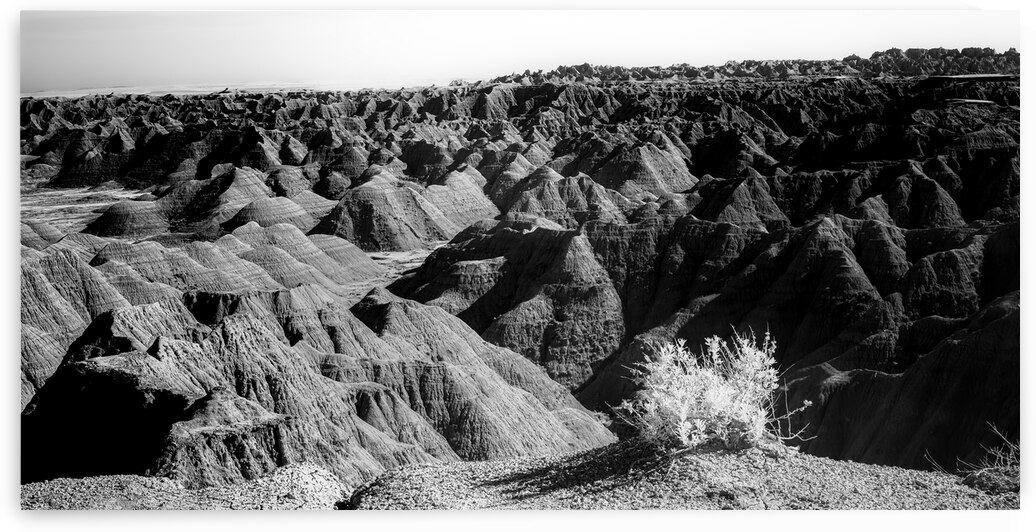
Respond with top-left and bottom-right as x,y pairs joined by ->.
478,439 -> 720,502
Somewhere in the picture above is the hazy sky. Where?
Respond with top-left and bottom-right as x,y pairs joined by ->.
21,10 -> 1020,94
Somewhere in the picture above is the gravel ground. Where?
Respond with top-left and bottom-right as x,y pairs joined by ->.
21,442 -> 1018,510
22,463 -> 348,510
346,440 -> 1019,510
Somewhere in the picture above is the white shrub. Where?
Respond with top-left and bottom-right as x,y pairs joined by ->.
616,331 -> 808,450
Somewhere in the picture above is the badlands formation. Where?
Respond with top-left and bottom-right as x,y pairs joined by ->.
20,48 -> 1019,508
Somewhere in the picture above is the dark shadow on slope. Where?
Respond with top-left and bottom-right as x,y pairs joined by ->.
478,439 -> 743,501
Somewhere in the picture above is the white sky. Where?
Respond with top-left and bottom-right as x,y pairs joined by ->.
20,9 -> 1020,94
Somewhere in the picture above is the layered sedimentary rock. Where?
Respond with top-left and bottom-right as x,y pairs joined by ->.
497,166 -> 628,228
793,292 -> 1019,470
576,215 -> 1018,469
222,196 -> 317,232
391,217 -> 625,390
421,165 -> 500,228
344,289 -> 615,456
18,225 -> 389,407
21,48 -> 1020,479
23,288 -> 615,490
310,165 -> 461,251
22,312 -> 452,488
81,165 -> 275,238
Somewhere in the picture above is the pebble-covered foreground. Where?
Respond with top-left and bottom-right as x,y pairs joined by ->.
21,463 -> 348,510
21,441 -> 1018,510
347,441 -> 1019,510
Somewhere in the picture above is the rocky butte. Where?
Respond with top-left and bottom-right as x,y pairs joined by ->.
19,47 -> 1019,509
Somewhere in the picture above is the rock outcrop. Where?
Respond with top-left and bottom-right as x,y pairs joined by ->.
310,166 -> 461,251
23,290 -> 615,490
391,217 -> 625,390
